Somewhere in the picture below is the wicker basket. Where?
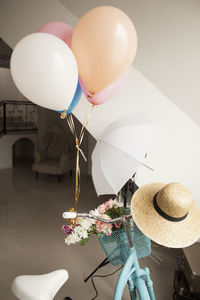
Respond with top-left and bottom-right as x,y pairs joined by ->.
98,219 -> 151,266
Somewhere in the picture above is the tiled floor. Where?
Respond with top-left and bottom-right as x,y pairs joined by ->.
0,162 -> 180,299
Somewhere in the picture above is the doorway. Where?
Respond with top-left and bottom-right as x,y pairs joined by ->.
12,138 -> 34,167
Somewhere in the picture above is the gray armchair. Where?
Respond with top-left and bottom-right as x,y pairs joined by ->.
32,125 -> 74,181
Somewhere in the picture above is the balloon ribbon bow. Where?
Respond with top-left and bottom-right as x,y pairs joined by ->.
60,106 -> 71,120
87,91 -> 95,99
61,105 -> 95,214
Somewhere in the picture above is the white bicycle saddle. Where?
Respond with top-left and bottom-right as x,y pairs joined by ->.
11,269 -> 69,300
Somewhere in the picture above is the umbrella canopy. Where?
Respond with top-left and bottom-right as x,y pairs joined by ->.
91,113 -> 155,196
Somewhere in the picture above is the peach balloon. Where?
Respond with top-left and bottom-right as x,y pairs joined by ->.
79,71 -> 128,105
72,6 -> 137,93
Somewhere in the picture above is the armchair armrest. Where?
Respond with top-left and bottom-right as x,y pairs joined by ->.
34,151 -> 45,163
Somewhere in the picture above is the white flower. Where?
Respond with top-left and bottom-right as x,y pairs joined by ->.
90,208 -> 99,216
113,198 -> 118,206
65,230 -> 82,245
63,197 -> 124,246
64,217 -> 94,245
76,227 -> 88,239
78,218 -> 93,230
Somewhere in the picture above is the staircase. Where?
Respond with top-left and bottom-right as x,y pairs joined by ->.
0,100 -> 38,136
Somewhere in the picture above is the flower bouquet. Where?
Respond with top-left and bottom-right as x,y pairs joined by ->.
62,198 -> 127,246
62,198 -> 151,265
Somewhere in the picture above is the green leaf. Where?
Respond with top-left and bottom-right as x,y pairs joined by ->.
80,238 -> 89,246
105,206 -> 127,219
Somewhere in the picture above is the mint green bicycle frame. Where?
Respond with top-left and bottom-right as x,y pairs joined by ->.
114,247 -> 155,299
114,218 -> 155,300
63,212 -> 156,300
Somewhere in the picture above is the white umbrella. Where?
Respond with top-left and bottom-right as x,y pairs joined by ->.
91,113 -> 155,196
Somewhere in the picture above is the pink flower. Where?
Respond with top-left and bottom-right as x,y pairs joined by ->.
105,199 -> 114,209
96,221 -> 105,232
114,223 -> 121,229
96,214 -> 113,236
97,203 -> 107,214
105,229 -> 112,236
97,199 -> 116,215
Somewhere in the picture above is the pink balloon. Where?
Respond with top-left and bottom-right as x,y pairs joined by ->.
79,71 -> 128,105
37,21 -> 73,47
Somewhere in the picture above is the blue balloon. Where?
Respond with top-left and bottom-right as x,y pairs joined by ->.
58,81 -> 82,115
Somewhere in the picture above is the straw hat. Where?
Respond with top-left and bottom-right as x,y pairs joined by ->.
131,182 -> 200,248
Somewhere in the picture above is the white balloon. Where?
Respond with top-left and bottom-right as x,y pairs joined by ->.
11,33 -> 78,111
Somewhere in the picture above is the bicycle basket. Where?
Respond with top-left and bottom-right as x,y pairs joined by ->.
98,219 -> 151,266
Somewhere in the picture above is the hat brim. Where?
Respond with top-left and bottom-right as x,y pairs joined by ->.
131,183 -> 200,248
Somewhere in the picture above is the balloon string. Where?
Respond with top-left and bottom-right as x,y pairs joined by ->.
65,104 -> 95,211
75,137 -> 80,210
66,115 -> 79,210
79,103 -> 95,139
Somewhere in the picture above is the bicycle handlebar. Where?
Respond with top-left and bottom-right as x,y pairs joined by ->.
62,212 -> 132,224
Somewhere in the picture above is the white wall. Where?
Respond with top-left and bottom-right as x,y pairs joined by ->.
74,67 -> 200,205
4,0 -> 200,122
62,0 -> 200,126
0,68 -> 26,101
87,134 -> 96,175
0,0 -> 200,205
0,0 -> 77,48
0,134 -> 36,169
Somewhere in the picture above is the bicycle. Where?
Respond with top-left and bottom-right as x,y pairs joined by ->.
63,210 -> 156,300
11,212 -> 155,300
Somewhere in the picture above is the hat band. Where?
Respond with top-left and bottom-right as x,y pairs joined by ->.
153,193 -> 188,222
